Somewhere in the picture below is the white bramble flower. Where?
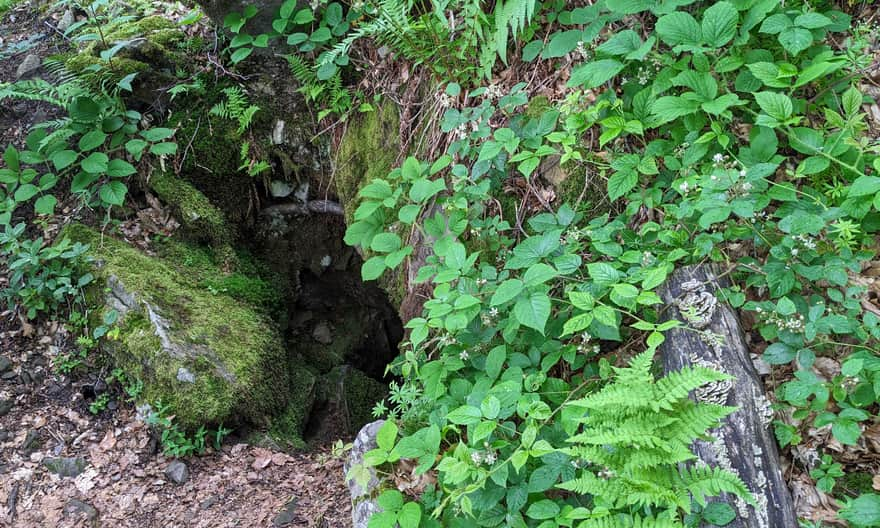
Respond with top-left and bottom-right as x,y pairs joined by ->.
712,153 -> 725,163
459,350 -> 470,361
470,451 -> 483,464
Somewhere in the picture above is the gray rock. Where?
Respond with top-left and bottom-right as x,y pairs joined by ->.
57,10 -> 75,32
0,399 -> 12,417
15,54 -> 41,79
2,371 -> 17,381
345,420 -> 385,528
270,180 -> 294,198
272,120 -> 286,145
272,497 -> 297,526
0,357 -> 11,373
176,367 -> 196,383
63,499 -> 98,522
43,457 -> 86,477
165,460 -> 189,485
312,322 -> 333,345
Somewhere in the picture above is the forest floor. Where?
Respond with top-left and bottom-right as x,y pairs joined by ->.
0,4 -> 351,528
3,0 -> 880,527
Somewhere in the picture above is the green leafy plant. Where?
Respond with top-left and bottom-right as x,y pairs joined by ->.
0,223 -> 93,320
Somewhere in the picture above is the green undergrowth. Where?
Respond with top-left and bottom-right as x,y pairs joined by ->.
219,0 -> 880,526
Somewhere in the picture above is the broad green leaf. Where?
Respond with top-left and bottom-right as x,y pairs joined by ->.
397,502 -> 421,528
544,30 -> 582,58
376,420 -> 398,451
754,91 -> 793,121
778,27 -> 812,55
361,256 -> 386,280
596,30 -> 642,56
514,291 -> 551,334
607,169 -> 637,201
69,97 -> 100,122
839,494 -> 880,526
525,499 -> 560,520
81,152 -> 109,174
567,59 -> 624,88
794,12 -> 831,29
849,176 -> 880,198
701,2 -> 738,48
34,194 -> 57,215
702,502 -> 736,525
651,96 -> 701,124
50,150 -> 78,171
587,262 -> 620,285
655,12 -> 701,47
523,263 -> 557,287
370,232 -> 402,252
106,159 -> 137,178
13,184 -> 39,202
447,405 -> 482,425
492,279 -> 524,306
98,181 -> 127,206
78,130 -> 107,151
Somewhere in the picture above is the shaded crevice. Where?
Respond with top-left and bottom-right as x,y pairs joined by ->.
248,190 -> 403,441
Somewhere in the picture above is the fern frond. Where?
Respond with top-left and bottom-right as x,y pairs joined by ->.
577,515 -> 685,528
680,465 -> 755,507
493,0 -> 540,65
654,366 -> 732,410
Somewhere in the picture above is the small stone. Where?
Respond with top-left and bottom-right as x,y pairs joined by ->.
15,54 -> 41,79
176,367 -> 196,384
20,430 -> 40,453
2,371 -> 17,381
0,357 -> 11,373
272,120 -> 286,145
42,456 -> 86,477
272,497 -> 298,526
0,399 -> 12,417
164,460 -> 189,485
200,495 -> 218,510
270,180 -> 294,198
63,499 -> 97,522
294,182 -> 309,203
57,9 -> 74,32
312,322 -> 333,345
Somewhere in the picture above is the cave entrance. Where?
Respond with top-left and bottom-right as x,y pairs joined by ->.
251,198 -> 403,442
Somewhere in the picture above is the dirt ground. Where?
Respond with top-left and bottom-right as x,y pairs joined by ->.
0,4 -> 352,528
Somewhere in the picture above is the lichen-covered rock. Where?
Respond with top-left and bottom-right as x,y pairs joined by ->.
345,420 -> 385,528
65,224 -> 292,431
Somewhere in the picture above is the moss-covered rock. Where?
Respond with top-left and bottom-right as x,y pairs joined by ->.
334,103 -> 400,223
149,172 -> 234,248
65,224 -> 296,431
267,362 -> 316,449
307,365 -> 387,442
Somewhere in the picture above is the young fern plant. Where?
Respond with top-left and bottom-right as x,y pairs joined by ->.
559,351 -> 754,523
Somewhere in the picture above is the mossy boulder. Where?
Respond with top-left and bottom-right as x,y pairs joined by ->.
65,224 -> 297,431
149,172 -> 234,248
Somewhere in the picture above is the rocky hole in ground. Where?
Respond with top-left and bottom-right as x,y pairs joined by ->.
253,187 -> 403,444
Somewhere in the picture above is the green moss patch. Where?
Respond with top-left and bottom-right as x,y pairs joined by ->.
149,172 -> 234,248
